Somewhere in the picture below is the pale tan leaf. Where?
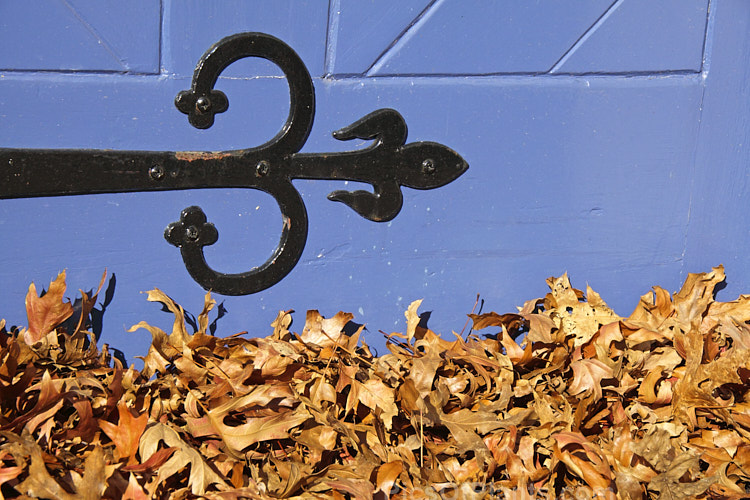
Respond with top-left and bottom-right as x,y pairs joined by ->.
375,461 -> 403,495
144,288 -> 192,348
196,290 -> 217,335
627,286 -> 675,334
553,432 -> 613,491
408,337 -> 442,397
521,312 -> 557,343
440,408 -> 508,434
310,375 -> 337,405
209,384 -> 296,416
357,378 -> 398,431
252,339 -> 294,377
637,367 -> 673,405
300,310 -> 353,347
568,358 -> 614,400
139,422 -> 227,495
191,409 -> 310,455
546,273 -> 581,309
648,454 -> 714,498
11,433 -> 78,500
72,446 -> 109,500
405,299 -> 423,344
673,266 -> 725,332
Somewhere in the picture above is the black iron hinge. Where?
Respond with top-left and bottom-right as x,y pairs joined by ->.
1,32 -> 468,295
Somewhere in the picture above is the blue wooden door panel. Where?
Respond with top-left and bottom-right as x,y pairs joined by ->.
165,0 -> 328,78
553,0 -> 710,74
0,0 -> 746,366
360,0 -> 618,76
683,0 -> 750,300
326,0 -> 434,76
310,75 -> 702,324
0,0 -> 161,73
337,0 -> 708,77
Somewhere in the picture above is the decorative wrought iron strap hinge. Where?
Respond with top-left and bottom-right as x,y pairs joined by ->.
0,32 -> 468,296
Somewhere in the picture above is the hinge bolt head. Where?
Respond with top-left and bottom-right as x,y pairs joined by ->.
256,160 -> 270,177
149,164 -> 165,181
422,159 -> 436,175
185,225 -> 199,241
195,96 -> 212,114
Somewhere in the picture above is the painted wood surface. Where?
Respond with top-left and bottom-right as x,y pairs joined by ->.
1,0 -> 746,365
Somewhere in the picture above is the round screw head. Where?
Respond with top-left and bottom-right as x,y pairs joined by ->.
421,158 -> 436,175
185,225 -> 200,241
195,96 -> 212,113
256,160 -> 270,177
149,164 -> 165,181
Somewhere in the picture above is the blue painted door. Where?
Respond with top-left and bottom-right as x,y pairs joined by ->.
1,1 -> 747,364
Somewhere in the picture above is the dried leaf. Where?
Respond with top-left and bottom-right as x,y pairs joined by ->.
0,454 -> 23,500
648,454 -> 714,498
139,422 -> 227,495
357,378 -> 398,431
122,473 -> 150,500
98,401 -> 149,465
568,358 -> 614,400
72,446 -> 109,500
300,310 -> 353,348
405,299 -> 423,344
10,432 -> 78,500
375,460 -> 403,495
408,338 -> 442,397
121,447 -> 176,473
192,408 -> 309,455
553,431 -> 613,491
24,271 -> 74,344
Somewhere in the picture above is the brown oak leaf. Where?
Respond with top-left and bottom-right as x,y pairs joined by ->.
24,271 -> 74,344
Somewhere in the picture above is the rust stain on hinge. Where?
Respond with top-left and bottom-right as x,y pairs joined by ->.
174,151 -> 233,162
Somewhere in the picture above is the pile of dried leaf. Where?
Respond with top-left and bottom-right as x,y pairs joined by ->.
1,266 -> 750,499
